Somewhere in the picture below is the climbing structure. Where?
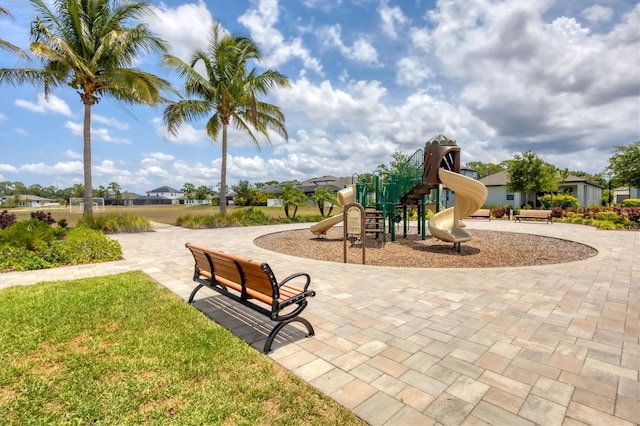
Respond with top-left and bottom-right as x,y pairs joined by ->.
350,134 -> 486,247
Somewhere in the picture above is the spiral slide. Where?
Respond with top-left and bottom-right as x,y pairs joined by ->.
428,168 -> 488,244
310,185 -> 355,236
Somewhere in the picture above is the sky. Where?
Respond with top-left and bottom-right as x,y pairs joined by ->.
0,0 -> 638,195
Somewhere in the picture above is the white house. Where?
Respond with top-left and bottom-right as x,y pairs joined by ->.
479,171 -> 603,208
0,194 -> 58,208
146,186 -> 183,200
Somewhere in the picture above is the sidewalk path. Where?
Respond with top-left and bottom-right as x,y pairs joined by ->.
2,221 -> 638,425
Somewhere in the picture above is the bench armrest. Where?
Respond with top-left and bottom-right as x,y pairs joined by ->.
279,272 -> 312,291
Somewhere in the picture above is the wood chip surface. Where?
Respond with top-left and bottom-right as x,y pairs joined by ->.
254,227 -> 597,268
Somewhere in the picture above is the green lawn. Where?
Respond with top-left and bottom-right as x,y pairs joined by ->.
0,271 -> 363,425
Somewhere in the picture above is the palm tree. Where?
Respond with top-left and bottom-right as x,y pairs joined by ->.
310,186 -> 339,217
163,23 -> 290,214
0,0 -> 173,215
0,7 -> 29,59
280,184 -> 308,218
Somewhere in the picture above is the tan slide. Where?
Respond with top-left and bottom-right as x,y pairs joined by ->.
428,169 -> 488,243
309,185 -> 355,236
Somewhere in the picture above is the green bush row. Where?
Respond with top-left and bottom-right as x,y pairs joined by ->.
0,211 -> 155,271
176,207 -> 324,229
0,225 -> 122,272
78,212 -> 152,233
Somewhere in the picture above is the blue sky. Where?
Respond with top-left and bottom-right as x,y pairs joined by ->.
0,0 -> 638,194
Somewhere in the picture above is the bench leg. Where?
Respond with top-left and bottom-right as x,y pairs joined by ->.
187,283 -> 205,303
264,317 -> 315,354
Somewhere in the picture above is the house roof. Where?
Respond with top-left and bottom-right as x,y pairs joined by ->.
259,176 -> 353,194
5,194 -> 55,202
479,171 -> 603,188
147,186 -> 181,194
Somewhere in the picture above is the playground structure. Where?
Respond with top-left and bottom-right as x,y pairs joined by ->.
309,134 -> 488,250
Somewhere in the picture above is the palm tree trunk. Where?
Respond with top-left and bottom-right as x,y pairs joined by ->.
83,102 -> 93,216
220,123 -> 228,215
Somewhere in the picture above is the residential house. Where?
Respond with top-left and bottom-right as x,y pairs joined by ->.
146,186 -> 183,200
260,175 -> 353,207
613,187 -> 640,204
478,171 -> 603,209
0,194 -> 58,208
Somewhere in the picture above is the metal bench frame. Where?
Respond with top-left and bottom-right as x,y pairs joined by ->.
185,243 -> 316,353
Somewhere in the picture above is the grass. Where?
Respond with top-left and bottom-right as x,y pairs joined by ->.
10,205 -> 324,228
0,271 -> 364,425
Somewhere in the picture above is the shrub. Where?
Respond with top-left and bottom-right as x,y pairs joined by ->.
622,199 -> 640,207
30,211 -> 56,225
538,193 -> 580,209
0,210 -> 16,229
57,218 -> 68,229
491,207 -> 507,219
77,213 -> 152,233
0,245 -> 52,271
594,211 -> 620,222
57,227 -> 122,264
0,219 -> 56,251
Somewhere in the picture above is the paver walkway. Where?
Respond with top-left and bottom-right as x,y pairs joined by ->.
1,220 -> 638,425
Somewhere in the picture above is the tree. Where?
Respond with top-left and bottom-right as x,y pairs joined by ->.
377,150 -> 410,178
310,186 -> 338,217
195,185 -> 213,201
163,23 -> 290,214
506,151 -> 558,208
232,180 -> 257,206
280,184 -> 307,218
181,183 -> 196,200
607,141 -> 640,188
108,181 -> 122,203
0,8 -> 29,59
0,0 -> 173,216
465,161 -> 508,179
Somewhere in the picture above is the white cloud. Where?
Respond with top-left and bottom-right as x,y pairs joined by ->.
0,113 -> 7,121
65,150 -> 82,160
395,56 -> 433,87
14,93 -> 72,116
238,0 -> 323,75
93,114 -> 130,130
318,25 -> 380,66
379,3 -> 408,39
147,0 -> 213,61
64,121 -> 131,144
20,161 -> 82,175
582,4 -> 614,23
0,164 -> 18,173
153,117 -> 207,145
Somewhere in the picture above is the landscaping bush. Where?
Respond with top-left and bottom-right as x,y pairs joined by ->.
0,217 -> 122,272
0,219 -> 56,251
176,207 -> 327,229
491,206 -> 507,219
30,210 -> 56,225
538,193 -> 580,209
57,227 -> 122,264
77,212 -> 152,233
623,199 -> 640,207
0,210 -> 17,229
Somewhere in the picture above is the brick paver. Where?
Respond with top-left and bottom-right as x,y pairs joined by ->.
2,220 -> 638,425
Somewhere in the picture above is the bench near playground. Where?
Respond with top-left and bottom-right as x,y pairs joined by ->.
185,243 -> 316,353
468,208 -> 491,220
515,209 -> 552,223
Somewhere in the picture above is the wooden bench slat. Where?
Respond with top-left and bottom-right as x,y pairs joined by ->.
515,210 -> 552,223
185,242 -> 315,353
